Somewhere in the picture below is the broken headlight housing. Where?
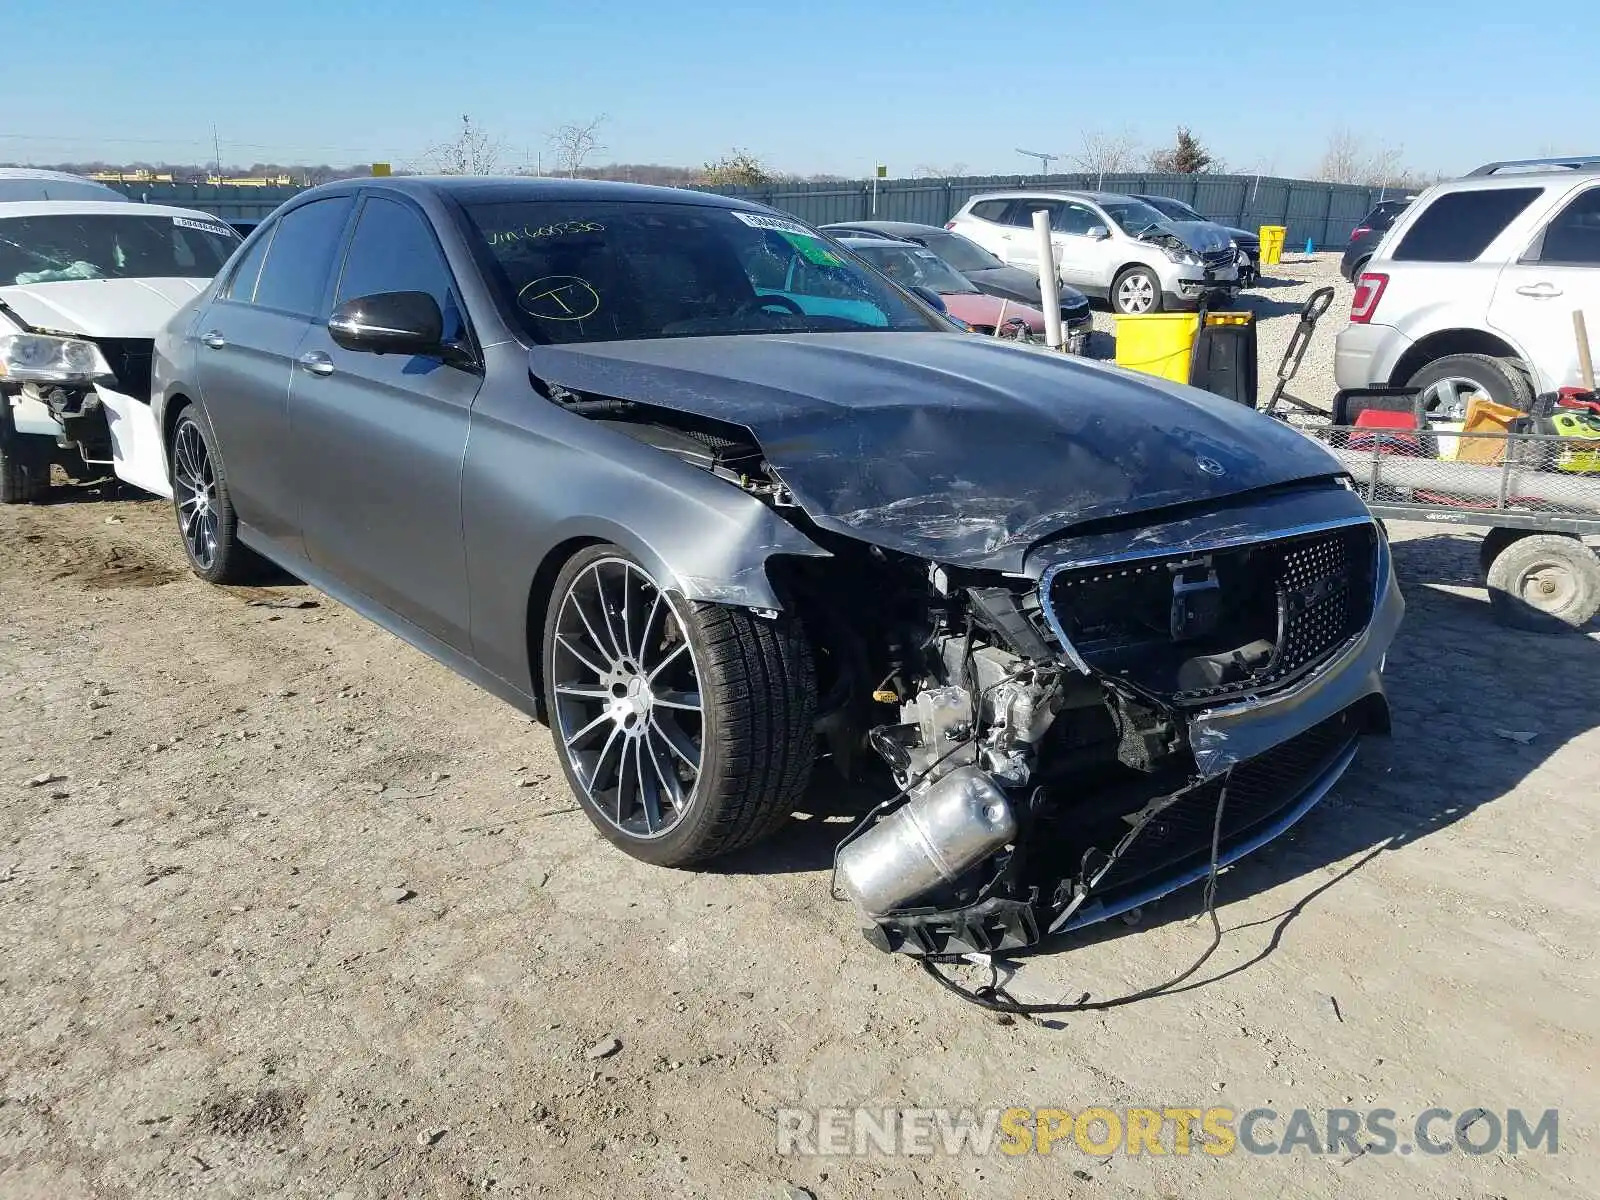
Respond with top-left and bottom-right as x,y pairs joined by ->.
1161,244 -> 1202,266
0,333 -> 113,385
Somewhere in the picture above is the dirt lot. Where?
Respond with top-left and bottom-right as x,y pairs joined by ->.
4,286 -> 1599,1198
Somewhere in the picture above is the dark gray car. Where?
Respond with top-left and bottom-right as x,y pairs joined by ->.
152,177 -> 1400,955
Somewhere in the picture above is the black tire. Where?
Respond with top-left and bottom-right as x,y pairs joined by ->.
0,408 -> 51,504
168,407 -> 268,584
1348,255 -> 1371,281
1405,353 -> 1534,421
1479,527 -> 1521,577
541,543 -> 816,866
1111,266 -> 1164,315
1484,533 -> 1600,632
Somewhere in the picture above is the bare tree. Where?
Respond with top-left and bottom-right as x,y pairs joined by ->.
1071,129 -> 1142,180
548,116 -> 607,179
912,162 -> 970,178
423,115 -> 504,175
1314,129 -> 1405,186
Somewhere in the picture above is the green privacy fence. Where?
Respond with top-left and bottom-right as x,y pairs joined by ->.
110,173 -> 1398,250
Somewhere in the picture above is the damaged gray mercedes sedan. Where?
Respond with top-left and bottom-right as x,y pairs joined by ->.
152,177 -> 1402,955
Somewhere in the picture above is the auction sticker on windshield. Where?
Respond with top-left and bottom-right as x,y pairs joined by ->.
172,216 -> 235,239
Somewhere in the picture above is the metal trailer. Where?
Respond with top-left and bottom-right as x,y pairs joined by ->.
1258,285 -> 1600,632
1296,423 -> 1600,631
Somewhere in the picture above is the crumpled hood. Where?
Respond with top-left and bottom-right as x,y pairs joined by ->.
1143,220 -> 1232,255
0,277 -> 207,338
941,292 -> 1047,333
527,332 -> 1344,571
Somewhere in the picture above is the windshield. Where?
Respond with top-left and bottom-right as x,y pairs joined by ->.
0,213 -> 239,285
919,230 -> 1004,272
851,244 -> 977,294
462,200 -> 945,343
1145,196 -> 1203,223
1099,199 -> 1170,235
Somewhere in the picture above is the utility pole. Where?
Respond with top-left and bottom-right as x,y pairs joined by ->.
211,125 -> 222,181
1016,148 -> 1056,175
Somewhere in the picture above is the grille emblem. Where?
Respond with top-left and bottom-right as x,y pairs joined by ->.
1196,456 -> 1226,476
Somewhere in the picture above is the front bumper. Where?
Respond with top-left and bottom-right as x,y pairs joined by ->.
1334,321 -> 1409,390
1166,263 -> 1239,307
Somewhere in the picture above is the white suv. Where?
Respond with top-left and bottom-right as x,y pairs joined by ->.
1335,156 -> 1600,415
946,190 -> 1237,314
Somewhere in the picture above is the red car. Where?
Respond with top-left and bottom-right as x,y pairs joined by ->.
841,237 -> 1049,338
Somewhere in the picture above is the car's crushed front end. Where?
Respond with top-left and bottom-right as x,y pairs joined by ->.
832,487 -> 1399,954
526,328 -> 1403,955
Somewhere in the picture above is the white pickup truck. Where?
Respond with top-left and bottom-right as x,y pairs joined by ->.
0,181 -> 240,502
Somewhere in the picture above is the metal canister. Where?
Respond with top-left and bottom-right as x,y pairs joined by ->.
836,766 -> 1017,917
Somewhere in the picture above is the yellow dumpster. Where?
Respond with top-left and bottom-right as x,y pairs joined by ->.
1259,225 -> 1287,266
1114,312 -> 1200,384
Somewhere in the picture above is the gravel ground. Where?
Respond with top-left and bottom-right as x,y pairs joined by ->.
3,303 -> 1599,1199
1087,252 -> 1350,411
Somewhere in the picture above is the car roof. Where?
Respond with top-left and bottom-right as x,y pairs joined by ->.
294,174 -> 767,212
838,236 -> 922,250
0,199 -> 229,222
821,220 -> 943,236
967,189 -> 1134,205
0,168 -> 127,202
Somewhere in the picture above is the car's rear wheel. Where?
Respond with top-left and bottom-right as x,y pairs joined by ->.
169,408 -> 267,584
1406,353 -> 1533,422
1111,267 -> 1163,315
541,545 -> 815,866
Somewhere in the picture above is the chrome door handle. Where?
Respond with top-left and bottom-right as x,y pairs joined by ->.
1515,283 -> 1563,298
201,330 -> 227,349
297,350 -> 334,377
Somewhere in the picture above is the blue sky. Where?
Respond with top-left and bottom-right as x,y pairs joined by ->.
3,0 -> 1596,177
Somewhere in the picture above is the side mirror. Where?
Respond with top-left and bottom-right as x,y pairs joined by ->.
910,285 -> 948,313
329,291 -> 445,356
1087,225 -> 1111,241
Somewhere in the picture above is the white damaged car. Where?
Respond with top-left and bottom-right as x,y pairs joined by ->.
0,198 -> 240,501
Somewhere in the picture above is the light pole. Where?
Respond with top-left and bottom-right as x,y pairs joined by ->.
1016,148 -> 1057,176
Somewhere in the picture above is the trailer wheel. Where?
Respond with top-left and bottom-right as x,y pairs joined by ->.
1484,533 -> 1600,632
1479,527 -> 1522,576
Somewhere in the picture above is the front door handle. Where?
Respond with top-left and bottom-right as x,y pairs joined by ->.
201,330 -> 226,349
297,350 -> 334,377
1515,282 -> 1563,298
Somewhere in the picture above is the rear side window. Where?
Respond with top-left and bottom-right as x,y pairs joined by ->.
1365,201 -> 1407,231
1392,188 -> 1541,262
967,200 -> 1010,222
1001,200 -> 1055,228
251,197 -> 354,316
222,229 -> 272,302
1531,187 -> 1600,265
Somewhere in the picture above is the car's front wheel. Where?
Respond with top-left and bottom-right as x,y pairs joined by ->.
541,545 -> 816,866
1111,266 -> 1163,315
169,408 -> 267,584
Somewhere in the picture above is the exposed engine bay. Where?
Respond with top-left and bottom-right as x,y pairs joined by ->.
549,376 -> 1401,955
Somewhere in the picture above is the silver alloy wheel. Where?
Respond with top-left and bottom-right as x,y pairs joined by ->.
550,557 -> 703,839
1418,376 -> 1489,422
1116,272 -> 1156,314
172,419 -> 220,570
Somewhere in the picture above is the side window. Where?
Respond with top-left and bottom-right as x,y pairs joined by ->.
252,197 -> 354,316
335,196 -> 465,340
221,227 -> 272,302
1053,203 -> 1098,236
968,200 -> 1010,223
1532,187 -> 1600,266
1002,200 -> 1056,228
1392,188 -> 1542,262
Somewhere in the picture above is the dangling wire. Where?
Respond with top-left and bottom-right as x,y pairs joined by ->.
920,771 -> 1233,1015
